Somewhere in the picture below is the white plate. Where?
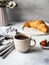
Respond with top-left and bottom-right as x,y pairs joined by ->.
22,23 -> 49,36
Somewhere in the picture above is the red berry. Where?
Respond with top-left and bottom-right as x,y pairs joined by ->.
40,40 -> 47,46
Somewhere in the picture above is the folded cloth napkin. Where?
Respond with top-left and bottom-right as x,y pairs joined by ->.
0,26 -> 20,59
0,26 -> 17,38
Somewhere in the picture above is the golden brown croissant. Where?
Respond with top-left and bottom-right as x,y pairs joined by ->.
23,20 -> 48,33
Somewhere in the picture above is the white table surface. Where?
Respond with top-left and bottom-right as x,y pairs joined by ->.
0,22 -> 49,65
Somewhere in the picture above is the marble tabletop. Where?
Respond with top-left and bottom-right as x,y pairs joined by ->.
0,22 -> 49,65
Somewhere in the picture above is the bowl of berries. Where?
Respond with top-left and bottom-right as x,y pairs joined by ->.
40,40 -> 49,49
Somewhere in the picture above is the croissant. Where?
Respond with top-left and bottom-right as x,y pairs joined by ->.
23,20 -> 48,33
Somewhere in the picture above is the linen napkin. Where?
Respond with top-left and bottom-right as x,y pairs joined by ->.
0,26 -> 17,38
0,26 -> 18,59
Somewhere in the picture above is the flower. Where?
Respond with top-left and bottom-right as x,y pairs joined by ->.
0,0 -> 17,9
6,1 -> 16,9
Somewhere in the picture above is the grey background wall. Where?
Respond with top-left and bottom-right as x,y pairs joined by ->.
7,0 -> 49,22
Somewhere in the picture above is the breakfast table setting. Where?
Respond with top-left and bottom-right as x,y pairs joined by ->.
0,20 -> 49,65
0,0 -> 49,65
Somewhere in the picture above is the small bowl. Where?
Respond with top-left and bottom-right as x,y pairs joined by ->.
40,43 -> 49,50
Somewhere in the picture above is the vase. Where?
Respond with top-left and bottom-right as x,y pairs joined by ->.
0,8 -> 8,26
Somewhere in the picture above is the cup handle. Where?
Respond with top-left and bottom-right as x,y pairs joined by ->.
29,38 -> 36,49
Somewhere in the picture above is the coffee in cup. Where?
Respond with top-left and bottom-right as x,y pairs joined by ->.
13,33 -> 36,52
